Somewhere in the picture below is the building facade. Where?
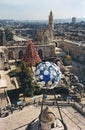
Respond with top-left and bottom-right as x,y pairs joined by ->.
72,17 -> 76,24
0,11 -> 55,66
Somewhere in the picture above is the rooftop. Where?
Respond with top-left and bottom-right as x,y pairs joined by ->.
13,35 -> 27,42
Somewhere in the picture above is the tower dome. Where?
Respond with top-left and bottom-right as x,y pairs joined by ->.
39,107 -> 56,130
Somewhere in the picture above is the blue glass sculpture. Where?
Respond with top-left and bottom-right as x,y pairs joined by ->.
34,61 -> 61,89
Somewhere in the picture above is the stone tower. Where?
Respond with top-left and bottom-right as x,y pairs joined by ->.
39,107 -> 56,130
48,11 -> 54,41
0,27 -> 6,46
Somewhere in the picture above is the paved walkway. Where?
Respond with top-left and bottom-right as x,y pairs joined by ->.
0,105 -> 85,130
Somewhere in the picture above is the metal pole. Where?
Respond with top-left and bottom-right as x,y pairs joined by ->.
53,89 -> 63,122
38,89 -> 45,130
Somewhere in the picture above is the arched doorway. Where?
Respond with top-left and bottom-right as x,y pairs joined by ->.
8,51 -> 14,60
55,42 -> 58,47
19,50 -> 23,59
38,49 -> 43,59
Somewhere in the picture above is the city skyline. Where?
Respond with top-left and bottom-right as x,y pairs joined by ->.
0,0 -> 85,20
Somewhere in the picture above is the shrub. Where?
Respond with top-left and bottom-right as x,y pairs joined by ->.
8,69 -> 18,77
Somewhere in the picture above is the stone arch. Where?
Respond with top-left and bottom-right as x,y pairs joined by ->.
55,42 -> 58,47
19,50 -> 23,59
8,51 -> 14,60
0,52 -> 3,58
38,49 -> 43,59
44,36 -> 48,43
51,123 -> 54,128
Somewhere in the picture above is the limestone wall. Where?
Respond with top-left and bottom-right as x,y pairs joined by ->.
59,39 -> 85,63
7,43 -> 55,60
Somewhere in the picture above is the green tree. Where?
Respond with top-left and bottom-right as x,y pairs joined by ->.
5,29 -> 13,41
19,62 -> 35,97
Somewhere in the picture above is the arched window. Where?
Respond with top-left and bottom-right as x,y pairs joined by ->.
19,50 -> 23,59
51,123 -> 54,128
0,52 -> 3,58
55,42 -> 57,47
8,51 -> 14,60
38,49 -> 43,59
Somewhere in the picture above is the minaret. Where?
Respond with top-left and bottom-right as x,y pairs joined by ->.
48,11 -> 54,41
0,27 -> 6,46
2,30 -> 6,46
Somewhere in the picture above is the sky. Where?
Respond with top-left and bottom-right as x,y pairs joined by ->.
0,0 -> 85,20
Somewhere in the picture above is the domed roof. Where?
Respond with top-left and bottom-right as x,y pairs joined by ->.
39,107 -> 56,123
66,55 -> 72,61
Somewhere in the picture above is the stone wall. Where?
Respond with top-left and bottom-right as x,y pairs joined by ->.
7,43 -> 55,60
71,61 -> 85,83
59,39 -> 85,64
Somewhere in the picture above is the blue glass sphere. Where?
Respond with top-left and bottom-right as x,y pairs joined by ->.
34,62 -> 61,89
